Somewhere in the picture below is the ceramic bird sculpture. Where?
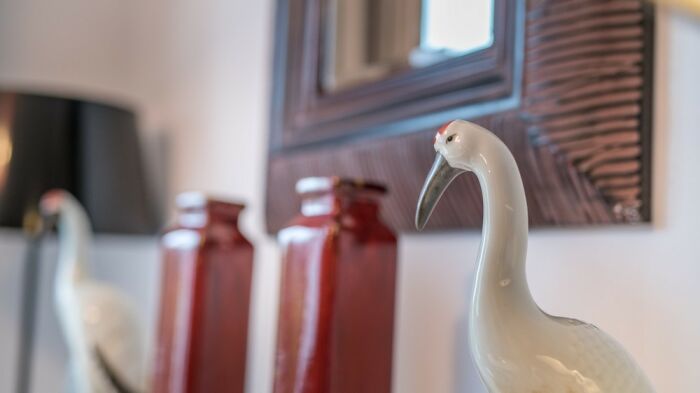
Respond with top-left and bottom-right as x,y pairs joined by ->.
415,120 -> 655,393
40,190 -> 144,393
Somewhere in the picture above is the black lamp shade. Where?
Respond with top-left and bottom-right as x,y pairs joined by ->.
0,92 -> 157,233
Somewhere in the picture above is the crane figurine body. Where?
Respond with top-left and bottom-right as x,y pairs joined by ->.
40,190 -> 144,393
415,120 -> 655,393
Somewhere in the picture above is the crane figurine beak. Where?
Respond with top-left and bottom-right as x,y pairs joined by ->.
415,154 -> 464,231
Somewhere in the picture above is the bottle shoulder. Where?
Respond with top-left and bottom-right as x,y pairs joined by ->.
161,222 -> 253,250
282,213 -> 395,241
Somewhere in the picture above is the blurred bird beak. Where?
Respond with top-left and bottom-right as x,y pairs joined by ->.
22,209 -> 47,237
415,154 -> 464,231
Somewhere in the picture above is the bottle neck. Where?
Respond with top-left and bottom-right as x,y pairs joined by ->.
300,192 -> 381,221
176,203 -> 242,230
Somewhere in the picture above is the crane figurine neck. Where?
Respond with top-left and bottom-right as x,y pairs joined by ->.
466,132 -> 538,321
53,195 -> 92,284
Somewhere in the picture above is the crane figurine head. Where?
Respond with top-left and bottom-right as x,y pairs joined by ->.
39,189 -> 69,217
39,189 -> 86,231
416,120 -> 492,230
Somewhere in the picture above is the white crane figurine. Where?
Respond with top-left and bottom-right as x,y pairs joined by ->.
415,120 -> 655,393
40,190 -> 144,393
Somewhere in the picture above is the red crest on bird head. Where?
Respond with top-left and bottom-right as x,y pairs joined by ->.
40,189 -> 66,214
438,122 -> 452,135
433,121 -> 453,144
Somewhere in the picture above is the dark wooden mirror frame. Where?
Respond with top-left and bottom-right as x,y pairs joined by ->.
267,0 -> 655,233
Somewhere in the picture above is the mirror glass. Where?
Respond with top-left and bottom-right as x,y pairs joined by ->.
322,0 -> 494,92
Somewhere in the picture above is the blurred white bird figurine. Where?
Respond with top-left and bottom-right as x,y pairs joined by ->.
40,190 -> 144,393
415,120 -> 655,393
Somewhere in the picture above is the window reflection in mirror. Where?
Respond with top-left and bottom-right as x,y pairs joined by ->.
322,0 -> 494,92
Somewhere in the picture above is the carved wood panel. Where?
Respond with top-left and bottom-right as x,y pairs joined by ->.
266,0 -> 654,233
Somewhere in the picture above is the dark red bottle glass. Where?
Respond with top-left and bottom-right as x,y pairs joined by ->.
273,177 -> 397,393
153,193 -> 253,393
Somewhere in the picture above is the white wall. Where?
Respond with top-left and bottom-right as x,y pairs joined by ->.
1,1 -> 699,392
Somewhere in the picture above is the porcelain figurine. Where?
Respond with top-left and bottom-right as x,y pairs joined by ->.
40,190 -> 144,393
415,120 -> 655,393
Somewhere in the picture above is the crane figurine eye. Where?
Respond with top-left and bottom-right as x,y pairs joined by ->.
446,134 -> 456,143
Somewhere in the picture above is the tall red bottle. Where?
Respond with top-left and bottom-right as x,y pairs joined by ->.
153,193 -> 253,393
273,177 -> 397,393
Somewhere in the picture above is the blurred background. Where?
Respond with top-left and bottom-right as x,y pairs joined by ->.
0,0 -> 698,392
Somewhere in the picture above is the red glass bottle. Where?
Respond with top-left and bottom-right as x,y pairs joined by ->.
273,177 -> 397,393
153,193 -> 253,393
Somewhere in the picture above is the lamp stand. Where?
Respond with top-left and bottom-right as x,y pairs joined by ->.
15,219 -> 45,393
